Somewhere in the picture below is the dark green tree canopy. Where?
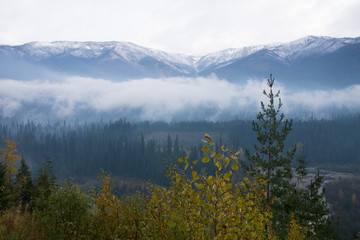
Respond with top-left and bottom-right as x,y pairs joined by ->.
244,74 -> 335,239
15,157 -> 34,210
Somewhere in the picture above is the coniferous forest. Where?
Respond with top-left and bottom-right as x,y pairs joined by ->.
0,76 -> 359,239
0,114 -> 359,181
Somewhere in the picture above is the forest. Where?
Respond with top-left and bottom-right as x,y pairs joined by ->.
0,76 -> 359,239
0,114 -> 359,182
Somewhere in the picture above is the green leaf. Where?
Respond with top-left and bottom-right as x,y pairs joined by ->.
215,153 -> 221,160
202,155 -> 209,163
178,157 -> 184,162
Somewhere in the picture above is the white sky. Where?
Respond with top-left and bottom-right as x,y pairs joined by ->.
0,0 -> 359,55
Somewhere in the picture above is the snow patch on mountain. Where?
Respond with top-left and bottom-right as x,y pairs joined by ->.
195,36 -> 360,70
270,36 -> 360,62
0,36 -> 359,77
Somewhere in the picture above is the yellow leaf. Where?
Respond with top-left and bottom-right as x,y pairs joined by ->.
0,139 -> 21,178
202,145 -> 209,152
197,183 -> 204,189
202,155 -> 209,163
176,174 -> 181,183
231,165 -> 239,171
192,171 -> 200,181
215,161 -> 222,171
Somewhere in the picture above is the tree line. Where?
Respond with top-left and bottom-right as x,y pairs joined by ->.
0,114 -> 359,183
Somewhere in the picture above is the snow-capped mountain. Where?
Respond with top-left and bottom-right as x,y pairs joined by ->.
0,41 -> 198,80
0,36 -> 359,88
198,36 -> 360,88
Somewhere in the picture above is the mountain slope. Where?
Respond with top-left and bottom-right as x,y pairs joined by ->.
0,36 -> 359,88
0,41 -> 197,80
197,36 -> 360,88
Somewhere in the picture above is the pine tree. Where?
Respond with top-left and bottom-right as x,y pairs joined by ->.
244,74 -> 334,239
166,134 -> 172,157
34,158 -> 56,211
0,161 -> 9,210
14,157 -> 34,211
173,135 -> 180,158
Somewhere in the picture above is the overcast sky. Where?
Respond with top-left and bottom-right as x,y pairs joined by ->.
1,0 -> 360,55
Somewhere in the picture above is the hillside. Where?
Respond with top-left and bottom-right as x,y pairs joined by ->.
1,36 -> 359,89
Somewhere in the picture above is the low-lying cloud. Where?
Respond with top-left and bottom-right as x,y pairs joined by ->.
0,76 -> 359,122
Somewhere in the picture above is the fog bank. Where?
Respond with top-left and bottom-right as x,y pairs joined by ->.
1,76 -> 359,121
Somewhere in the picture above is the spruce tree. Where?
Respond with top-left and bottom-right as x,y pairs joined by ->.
244,74 -> 334,239
173,135 -> 181,158
166,134 -> 173,157
14,157 -> 34,211
0,161 -> 9,210
34,158 -> 56,211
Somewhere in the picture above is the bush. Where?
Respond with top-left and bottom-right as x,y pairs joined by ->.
36,182 -> 91,239
146,134 -> 277,239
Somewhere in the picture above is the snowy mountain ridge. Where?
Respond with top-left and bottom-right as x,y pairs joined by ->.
270,36 -> 360,61
0,36 -> 359,88
197,36 -> 360,70
2,36 -> 359,70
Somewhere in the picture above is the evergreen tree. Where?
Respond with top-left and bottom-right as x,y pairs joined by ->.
244,74 -> 334,239
173,135 -> 180,158
14,156 -> 34,211
166,134 -> 172,157
34,158 -> 56,211
0,161 -> 9,210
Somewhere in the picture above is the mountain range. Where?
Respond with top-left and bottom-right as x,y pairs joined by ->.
0,36 -> 360,89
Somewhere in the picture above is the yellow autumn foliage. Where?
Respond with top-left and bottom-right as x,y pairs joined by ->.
148,134 -> 277,239
0,139 -> 21,179
286,213 -> 307,240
